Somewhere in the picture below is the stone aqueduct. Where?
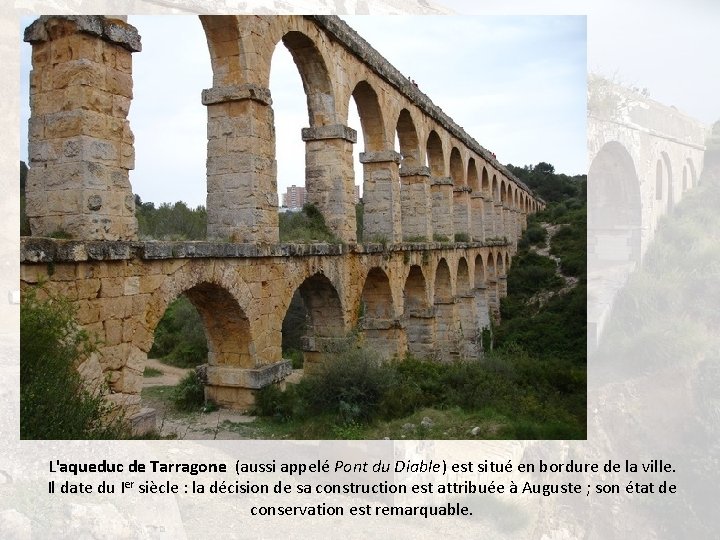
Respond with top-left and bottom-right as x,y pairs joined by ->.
587,77 -> 706,346
20,15 -> 544,419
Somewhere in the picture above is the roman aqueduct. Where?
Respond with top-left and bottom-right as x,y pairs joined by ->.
20,15 -> 544,426
587,76 -> 706,347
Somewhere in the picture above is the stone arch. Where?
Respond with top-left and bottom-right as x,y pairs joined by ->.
450,147 -> 465,186
492,174 -> 499,200
485,251 -> 499,318
360,267 -> 394,319
352,80 -> 387,152
200,16 -> 243,88
404,265 -> 429,312
289,272 -> 345,368
588,141 -> 642,264
474,254 -> 486,285
505,252 -> 511,270
481,166 -> 491,197
686,158 -> 698,188
149,280 -> 253,369
278,30 -> 337,127
467,158 -> 479,192
496,250 -> 505,275
403,265 -> 432,359
396,108 -> 420,168
434,257 -> 456,359
434,258 -> 453,303
360,267 -> 404,358
457,257 -> 470,295
487,252 -> 497,279
473,254 -> 491,331
660,152 -> 675,212
426,130 -> 445,176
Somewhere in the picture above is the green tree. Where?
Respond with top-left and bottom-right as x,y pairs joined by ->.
21,287 -> 125,439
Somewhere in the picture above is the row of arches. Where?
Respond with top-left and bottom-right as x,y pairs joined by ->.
23,15 -> 542,244
200,15 -> 540,244
588,140 -> 700,266
144,249 -> 511,405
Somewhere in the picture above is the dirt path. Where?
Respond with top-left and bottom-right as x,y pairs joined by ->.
528,223 -> 579,305
143,358 -> 191,387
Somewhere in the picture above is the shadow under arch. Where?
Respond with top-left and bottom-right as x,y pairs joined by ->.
359,267 -> 404,358
403,264 -> 433,359
284,272 -> 345,371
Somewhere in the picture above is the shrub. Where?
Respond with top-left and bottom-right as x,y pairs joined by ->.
299,347 -> 395,424
523,224 -> 547,245
21,287 -> 125,439
172,371 -> 206,411
454,232 -> 470,243
279,204 -> 340,243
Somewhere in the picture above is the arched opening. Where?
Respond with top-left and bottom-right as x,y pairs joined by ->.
450,147 -> 464,187
396,109 -> 427,241
686,158 -> 698,188
456,257 -> 477,356
404,265 -> 433,359
352,81 -> 394,243
270,38 -> 308,213
588,141 -> 642,265
397,109 -> 420,168
427,131 -> 451,240
486,252 -> 499,320
457,257 -> 470,295
145,281 -> 253,412
451,148 -> 469,239
426,131 -> 444,177
434,259 -> 453,303
474,254 -> 491,333
360,267 -> 402,358
655,160 -> 664,201
482,166 -> 491,197
360,267 -> 394,319
281,290 -> 308,370
661,151 -> 674,212
287,273 -> 345,371
434,258 -> 457,360
468,158 -> 483,241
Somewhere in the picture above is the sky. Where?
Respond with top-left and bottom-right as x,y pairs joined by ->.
19,15 -> 587,208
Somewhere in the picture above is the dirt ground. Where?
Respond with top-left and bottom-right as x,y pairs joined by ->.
142,359 -> 258,439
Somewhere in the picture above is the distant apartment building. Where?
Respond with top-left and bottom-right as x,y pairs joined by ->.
281,185 -> 306,209
281,184 -> 360,209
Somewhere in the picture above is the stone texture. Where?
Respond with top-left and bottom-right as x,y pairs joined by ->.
25,16 -> 139,240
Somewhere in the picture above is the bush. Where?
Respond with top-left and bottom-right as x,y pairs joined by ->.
299,347 -> 395,424
279,204 -> 340,243
523,224 -> 547,245
172,371 -> 206,411
454,232 -> 470,243
21,287 -> 125,439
